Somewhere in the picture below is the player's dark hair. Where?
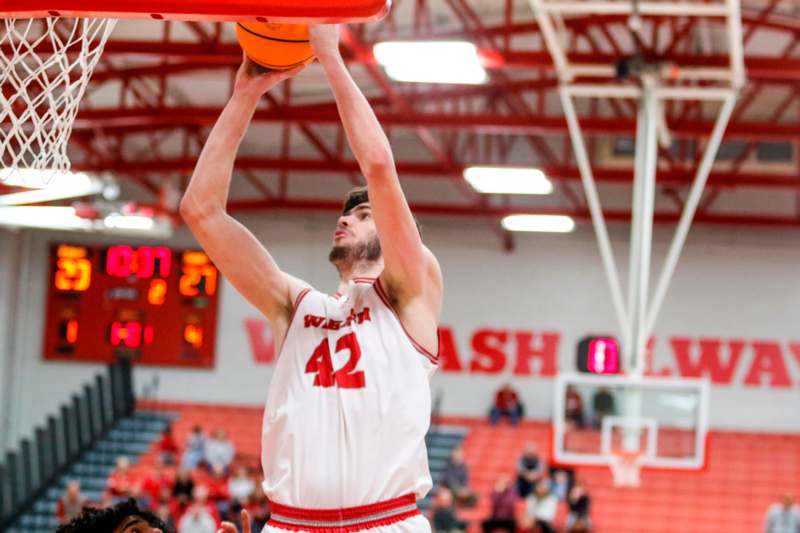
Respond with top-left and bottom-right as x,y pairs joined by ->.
342,186 -> 370,215
341,186 -> 422,236
56,498 -> 168,533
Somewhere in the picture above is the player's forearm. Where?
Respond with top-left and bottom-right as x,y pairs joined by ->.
181,91 -> 261,217
317,52 -> 394,178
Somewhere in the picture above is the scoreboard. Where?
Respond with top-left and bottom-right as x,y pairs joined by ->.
43,243 -> 220,367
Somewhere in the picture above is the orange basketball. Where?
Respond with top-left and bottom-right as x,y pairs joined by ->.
235,22 -> 314,71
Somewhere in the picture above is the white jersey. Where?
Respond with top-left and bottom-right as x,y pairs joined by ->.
261,277 -> 439,509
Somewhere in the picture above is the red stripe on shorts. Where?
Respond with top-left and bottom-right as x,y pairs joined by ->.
267,493 -> 420,532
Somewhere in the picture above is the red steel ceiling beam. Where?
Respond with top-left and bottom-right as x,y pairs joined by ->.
72,107 -> 800,142
71,157 -> 800,190
72,39 -> 800,84
220,197 -> 800,228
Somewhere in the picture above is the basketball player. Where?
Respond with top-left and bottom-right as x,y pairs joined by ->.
57,499 -> 165,533
181,24 -> 443,533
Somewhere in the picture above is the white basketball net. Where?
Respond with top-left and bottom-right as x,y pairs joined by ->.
1,18 -> 117,180
609,450 -> 644,488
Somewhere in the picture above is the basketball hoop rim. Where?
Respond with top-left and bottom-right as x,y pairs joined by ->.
0,0 -> 391,23
610,449 -> 646,464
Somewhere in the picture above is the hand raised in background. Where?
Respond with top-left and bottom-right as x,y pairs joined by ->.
217,509 -> 252,533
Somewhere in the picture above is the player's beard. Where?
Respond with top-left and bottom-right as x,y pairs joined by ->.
329,234 -> 382,266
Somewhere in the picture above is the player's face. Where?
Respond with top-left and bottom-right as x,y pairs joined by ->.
333,204 -> 376,245
330,203 -> 381,265
113,516 -> 162,533
332,204 -> 380,251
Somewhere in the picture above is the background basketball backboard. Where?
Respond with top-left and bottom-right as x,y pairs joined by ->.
553,373 -> 710,470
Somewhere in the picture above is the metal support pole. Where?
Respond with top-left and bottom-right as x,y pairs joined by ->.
624,98 -> 648,372
633,88 -> 660,376
646,92 -> 738,336
725,0 -> 746,89
559,87 -> 630,339
541,1 -> 729,16
528,0 -> 572,80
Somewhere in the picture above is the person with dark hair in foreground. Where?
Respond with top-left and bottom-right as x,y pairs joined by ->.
57,498 -> 255,533
56,498 -> 167,533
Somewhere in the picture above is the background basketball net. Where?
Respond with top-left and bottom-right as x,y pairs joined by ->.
610,449 -> 644,487
1,18 -> 116,181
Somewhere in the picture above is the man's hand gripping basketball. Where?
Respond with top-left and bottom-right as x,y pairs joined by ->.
234,52 -> 305,98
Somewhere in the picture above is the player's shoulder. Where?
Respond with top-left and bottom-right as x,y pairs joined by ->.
283,273 -> 314,311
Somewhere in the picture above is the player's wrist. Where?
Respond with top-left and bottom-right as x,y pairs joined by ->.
230,87 -> 264,106
315,49 -> 344,68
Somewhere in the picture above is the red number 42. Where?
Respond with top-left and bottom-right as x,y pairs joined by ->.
305,332 -> 366,389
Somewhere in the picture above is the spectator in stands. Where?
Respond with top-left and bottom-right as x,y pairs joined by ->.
229,466 -> 256,504
566,480 -> 591,531
567,518 -> 590,533
142,457 -> 175,504
56,498 -> 166,533
158,424 -> 180,466
156,485 -> 180,521
56,480 -> 87,524
441,446 -> 477,507
173,468 -> 195,506
205,428 -> 235,473
565,385 -> 585,428
130,484 -> 152,512
206,464 -> 232,519
246,482 -> 271,532
178,499 -> 216,533
430,486 -> 468,533
516,442 -> 545,498
591,387 -> 615,428
481,474 -> 518,533
524,479 -> 558,533
107,456 -> 138,502
549,469 -> 571,501
182,425 -> 207,470
489,383 -> 524,426
155,502 -> 177,532
764,494 -> 800,533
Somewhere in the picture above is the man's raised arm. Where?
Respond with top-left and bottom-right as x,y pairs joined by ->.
180,58 -> 308,341
309,26 -> 442,310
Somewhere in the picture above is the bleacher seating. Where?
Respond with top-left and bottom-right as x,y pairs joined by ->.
5,410 -> 174,533
38,401 -> 800,533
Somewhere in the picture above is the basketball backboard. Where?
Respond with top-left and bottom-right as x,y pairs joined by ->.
1,0 -> 391,22
553,373 -> 710,471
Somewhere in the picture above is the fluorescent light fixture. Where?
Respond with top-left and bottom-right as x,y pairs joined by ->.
0,206 -> 93,230
0,206 -> 172,237
501,214 -> 576,233
0,173 -> 104,206
0,169 -> 93,189
464,166 -> 553,195
373,41 -> 488,84
103,214 -> 155,231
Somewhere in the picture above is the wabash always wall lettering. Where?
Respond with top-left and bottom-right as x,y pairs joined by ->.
243,319 -> 800,388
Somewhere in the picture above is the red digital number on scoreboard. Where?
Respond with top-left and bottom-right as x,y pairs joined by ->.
106,245 -> 172,278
